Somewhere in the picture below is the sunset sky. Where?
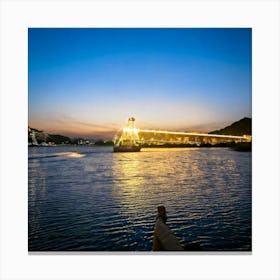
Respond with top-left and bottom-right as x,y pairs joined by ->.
28,28 -> 251,138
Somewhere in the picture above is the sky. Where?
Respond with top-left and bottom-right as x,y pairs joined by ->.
28,28 -> 252,138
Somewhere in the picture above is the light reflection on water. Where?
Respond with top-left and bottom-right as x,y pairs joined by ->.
28,146 -> 251,251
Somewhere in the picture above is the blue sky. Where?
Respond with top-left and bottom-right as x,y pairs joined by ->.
28,28 -> 251,138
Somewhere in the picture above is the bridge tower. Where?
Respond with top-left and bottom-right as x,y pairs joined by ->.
114,117 -> 140,146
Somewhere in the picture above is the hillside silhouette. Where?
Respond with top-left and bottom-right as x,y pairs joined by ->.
209,117 -> 251,136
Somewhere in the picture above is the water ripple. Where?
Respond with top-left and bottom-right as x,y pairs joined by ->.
29,146 -> 251,251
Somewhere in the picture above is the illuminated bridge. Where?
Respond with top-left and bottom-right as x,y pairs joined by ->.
114,117 -> 251,147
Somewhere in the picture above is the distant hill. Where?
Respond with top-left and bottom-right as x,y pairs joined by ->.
47,134 -> 71,144
28,126 -> 111,145
28,126 -> 71,144
209,117 -> 252,136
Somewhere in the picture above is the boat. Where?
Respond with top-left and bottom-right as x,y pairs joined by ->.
113,144 -> 141,152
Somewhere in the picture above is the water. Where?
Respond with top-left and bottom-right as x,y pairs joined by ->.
28,146 -> 251,251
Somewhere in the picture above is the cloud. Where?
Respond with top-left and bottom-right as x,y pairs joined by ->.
29,115 -> 120,138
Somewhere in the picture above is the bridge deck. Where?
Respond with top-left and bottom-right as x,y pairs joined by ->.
138,129 -> 247,140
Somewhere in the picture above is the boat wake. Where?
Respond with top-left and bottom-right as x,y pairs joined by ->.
29,151 -> 87,160
54,152 -> 85,158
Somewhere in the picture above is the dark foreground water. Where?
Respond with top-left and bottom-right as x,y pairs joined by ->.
28,146 -> 251,251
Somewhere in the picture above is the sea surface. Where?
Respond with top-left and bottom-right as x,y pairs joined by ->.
28,146 -> 251,251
